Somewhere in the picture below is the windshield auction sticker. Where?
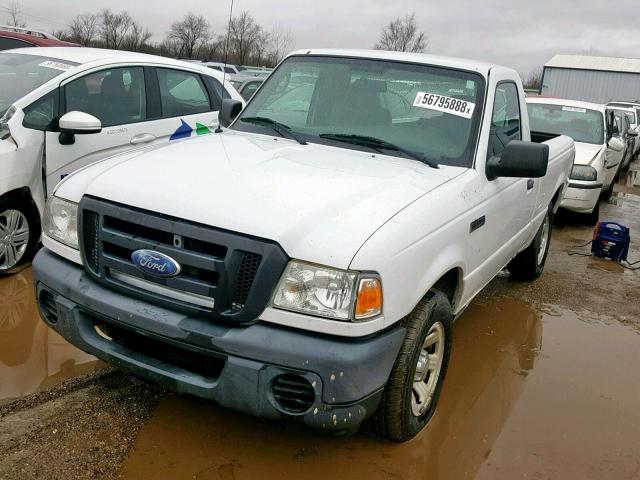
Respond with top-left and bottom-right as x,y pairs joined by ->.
38,61 -> 74,71
413,92 -> 475,119
562,106 -> 587,113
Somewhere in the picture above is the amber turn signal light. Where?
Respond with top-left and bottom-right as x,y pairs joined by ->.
355,277 -> 382,320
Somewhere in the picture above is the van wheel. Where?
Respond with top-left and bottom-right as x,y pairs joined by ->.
369,290 -> 452,442
601,183 -> 614,201
0,198 -> 39,275
507,205 -> 552,281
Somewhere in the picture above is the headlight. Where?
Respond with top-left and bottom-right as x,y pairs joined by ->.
43,196 -> 78,249
271,260 -> 382,321
570,165 -> 597,181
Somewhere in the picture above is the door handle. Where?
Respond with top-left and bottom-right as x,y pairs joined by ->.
527,179 -> 535,190
130,133 -> 156,145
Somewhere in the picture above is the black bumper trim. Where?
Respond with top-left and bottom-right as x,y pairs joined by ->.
568,182 -> 603,190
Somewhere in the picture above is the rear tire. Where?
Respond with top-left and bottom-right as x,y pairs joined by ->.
507,205 -> 552,281
601,182 -> 614,201
0,197 -> 40,276
369,290 -> 452,442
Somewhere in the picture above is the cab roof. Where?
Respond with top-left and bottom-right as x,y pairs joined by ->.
286,49 -> 500,76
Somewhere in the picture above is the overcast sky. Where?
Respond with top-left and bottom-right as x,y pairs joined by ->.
6,0 -> 640,73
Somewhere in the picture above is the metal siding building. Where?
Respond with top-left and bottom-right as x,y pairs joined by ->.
540,54 -> 640,103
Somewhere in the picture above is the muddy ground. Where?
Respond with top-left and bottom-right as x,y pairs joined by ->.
1,164 -> 639,480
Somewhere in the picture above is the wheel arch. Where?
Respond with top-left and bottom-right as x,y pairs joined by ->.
0,186 -> 41,228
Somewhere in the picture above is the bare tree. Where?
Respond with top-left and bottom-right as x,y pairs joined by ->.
68,13 -> 99,46
99,9 -> 134,49
523,67 -> 543,90
168,13 -> 210,58
269,23 -> 292,64
374,13 -> 428,53
123,21 -> 152,52
5,1 -> 26,28
227,11 -> 263,65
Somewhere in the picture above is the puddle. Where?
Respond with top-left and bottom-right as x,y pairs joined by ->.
122,298 -> 640,480
0,268 -> 104,403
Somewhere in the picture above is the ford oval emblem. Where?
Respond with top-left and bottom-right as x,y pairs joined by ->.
131,249 -> 181,277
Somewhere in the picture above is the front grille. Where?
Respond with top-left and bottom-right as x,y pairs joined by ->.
78,196 -> 289,324
231,252 -> 263,310
272,374 -> 316,414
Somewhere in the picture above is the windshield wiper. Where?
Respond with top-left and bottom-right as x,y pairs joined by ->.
318,133 -> 438,168
239,116 -> 307,145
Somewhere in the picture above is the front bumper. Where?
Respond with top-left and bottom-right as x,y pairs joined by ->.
32,249 -> 405,431
560,182 -> 602,213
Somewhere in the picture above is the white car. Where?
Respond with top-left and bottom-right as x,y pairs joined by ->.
0,47 -> 243,273
607,101 -> 640,158
33,49 -> 573,442
204,62 -> 241,74
528,98 -> 627,222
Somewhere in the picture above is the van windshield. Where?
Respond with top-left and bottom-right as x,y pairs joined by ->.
233,55 -> 486,168
528,103 -> 604,145
0,53 -> 78,116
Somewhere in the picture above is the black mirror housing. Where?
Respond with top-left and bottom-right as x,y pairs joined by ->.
627,128 -> 638,137
219,99 -> 243,128
486,140 -> 549,180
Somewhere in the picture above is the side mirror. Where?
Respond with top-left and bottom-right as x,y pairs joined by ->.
627,128 -> 638,137
486,140 -> 549,180
608,137 -> 625,152
58,111 -> 102,145
218,99 -> 243,128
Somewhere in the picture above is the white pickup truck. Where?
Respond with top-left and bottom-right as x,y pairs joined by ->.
32,49 -> 574,442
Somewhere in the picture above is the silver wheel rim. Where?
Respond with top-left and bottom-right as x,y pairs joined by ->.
537,214 -> 550,266
411,321 -> 445,417
0,209 -> 29,271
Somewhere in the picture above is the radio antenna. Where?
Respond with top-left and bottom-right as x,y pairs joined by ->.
216,0 -> 234,133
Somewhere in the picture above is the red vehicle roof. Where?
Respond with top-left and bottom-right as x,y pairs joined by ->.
0,29 -> 79,48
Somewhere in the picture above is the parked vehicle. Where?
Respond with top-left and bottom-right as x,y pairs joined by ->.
610,109 -> 637,169
0,47 -> 243,273
205,62 -> 241,74
32,49 -> 573,442
0,25 -> 78,50
229,74 -> 265,101
607,102 -> 640,159
527,98 -> 626,222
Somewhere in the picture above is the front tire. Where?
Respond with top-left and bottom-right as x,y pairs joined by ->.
507,205 -> 552,281
0,198 -> 39,276
370,290 -> 453,442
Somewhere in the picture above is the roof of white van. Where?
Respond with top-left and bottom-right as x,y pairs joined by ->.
527,96 -> 605,113
287,49 -> 500,75
3,47 -> 197,69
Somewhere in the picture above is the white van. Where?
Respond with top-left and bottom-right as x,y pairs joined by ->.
0,47 -> 243,273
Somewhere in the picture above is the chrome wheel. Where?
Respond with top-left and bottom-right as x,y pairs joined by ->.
0,209 -> 29,271
411,321 -> 445,417
537,214 -> 550,266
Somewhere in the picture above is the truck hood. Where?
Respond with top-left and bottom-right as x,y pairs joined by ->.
573,142 -> 605,166
60,132 -> 461,268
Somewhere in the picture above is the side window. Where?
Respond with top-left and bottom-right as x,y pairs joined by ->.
64,67 -> 146,128
23,90 -> 58,131
0,37 -> 34,50
156,68 -> 211,117
487,82 -> 521,160
202,76 -> 230,111
241,81 -> 261,101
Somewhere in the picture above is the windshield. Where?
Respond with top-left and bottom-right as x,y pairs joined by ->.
233,55 -> 486,168
0,53 -> 78,116
528,103 -> 604,145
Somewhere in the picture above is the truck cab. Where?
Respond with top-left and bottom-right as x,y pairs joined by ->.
32,50 -> 574,441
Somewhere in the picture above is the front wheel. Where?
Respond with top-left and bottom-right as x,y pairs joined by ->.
507,206 -> 552,281
0,198 -> 39,276
369,290 -> 453,442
